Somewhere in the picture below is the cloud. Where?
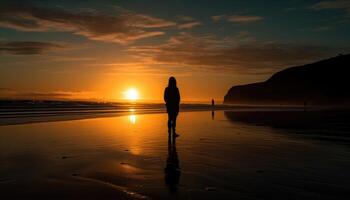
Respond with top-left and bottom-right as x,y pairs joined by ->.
16,91 -> 75,99
212,14 -> 263,23
0,3 -> 176,44
0,41 -> 63,55
212,15 -> 227,21
178,21 -> 202,29
0,88 -> 14,91
175,15 -> 202,29
310,0 -> 350,16
228,15 -> 264,23
0,89 -> 94,100
127,33 -> 338,74
177,15 -> 196,22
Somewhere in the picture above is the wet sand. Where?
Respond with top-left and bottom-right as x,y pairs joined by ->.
1,111 -> 350,199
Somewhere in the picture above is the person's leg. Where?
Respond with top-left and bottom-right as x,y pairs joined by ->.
172,116 -> 176,131
167,113 -> 172,133
172,112 -> 178,134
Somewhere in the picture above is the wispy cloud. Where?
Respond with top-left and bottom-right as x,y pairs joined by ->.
0,3 -> 176,44
178,21 -> 202,29
212,14 -> 263,23
310,0 -> 350,16
127,33 -> 337,74
0,41 -> 63,55
177,15 -> 196,22
228,15 -> 264,23
176,15 -> 202,29
212,15 -> 227,21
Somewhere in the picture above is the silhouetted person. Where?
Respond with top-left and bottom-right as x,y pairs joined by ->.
164,133 -> 180,193
211,99 -> 215,107
164,77 -> 180,134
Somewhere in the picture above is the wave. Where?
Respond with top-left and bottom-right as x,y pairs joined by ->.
1,100 -> 346,126
0,100 -> 223,126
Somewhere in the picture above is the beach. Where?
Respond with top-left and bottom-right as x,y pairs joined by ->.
1,109 -> 350,199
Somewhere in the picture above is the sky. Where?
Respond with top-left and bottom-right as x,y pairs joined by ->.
0,0 -> 350,102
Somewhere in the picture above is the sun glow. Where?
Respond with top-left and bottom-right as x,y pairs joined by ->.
129,115 -> 136,124
124,88 -> 139,100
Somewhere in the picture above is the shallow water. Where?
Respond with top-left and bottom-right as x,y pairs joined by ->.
1,111 -> 350,199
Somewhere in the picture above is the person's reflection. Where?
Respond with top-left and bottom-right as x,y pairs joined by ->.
164,133 -> 181,193
211,110 -> 215,120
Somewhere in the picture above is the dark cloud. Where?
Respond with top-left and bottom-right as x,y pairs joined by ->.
15,91 -> 73,99
0,3 -> 176,44
311,0 -> 350,16
0,88 -> 14,91
128,33 -> 339,74
0,90 -> 92,100
0,41 -> 63,55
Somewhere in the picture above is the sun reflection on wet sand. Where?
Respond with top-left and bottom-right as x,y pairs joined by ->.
129,115 -> 136,124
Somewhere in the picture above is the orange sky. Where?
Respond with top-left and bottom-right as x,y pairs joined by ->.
1,0 -> 349,102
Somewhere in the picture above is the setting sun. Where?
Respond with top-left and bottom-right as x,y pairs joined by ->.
124,88 -> 139,100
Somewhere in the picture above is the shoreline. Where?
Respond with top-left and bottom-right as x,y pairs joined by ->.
1,106 -> 350,126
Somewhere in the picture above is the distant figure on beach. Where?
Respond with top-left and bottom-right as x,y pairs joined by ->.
304,101 -> 308,111
164,76 -> 180,134
211,99 -> 215,120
